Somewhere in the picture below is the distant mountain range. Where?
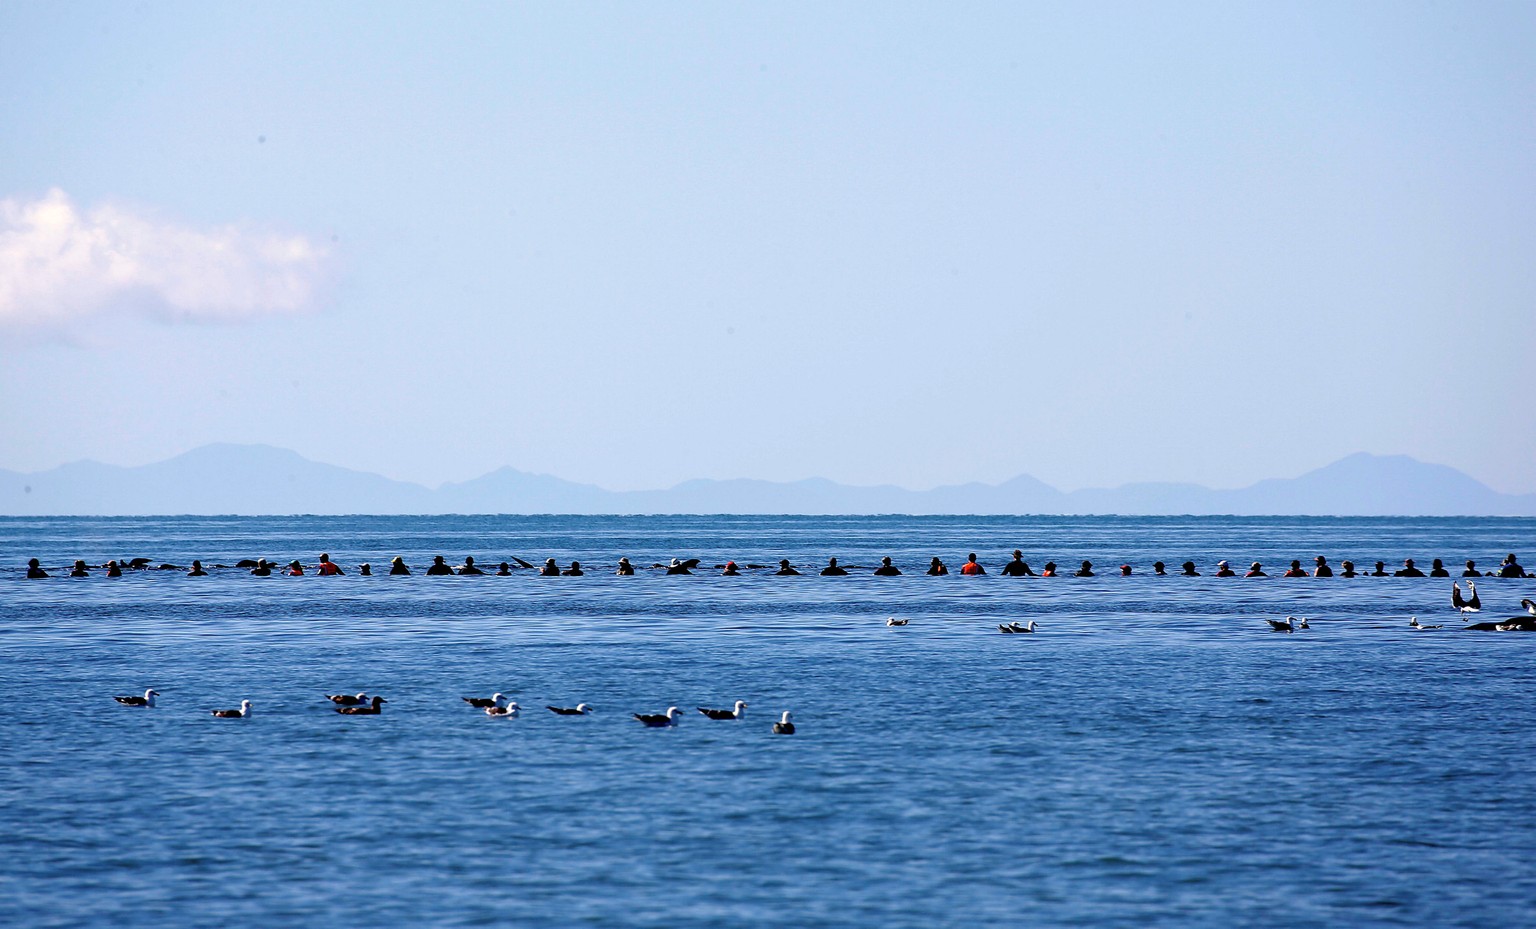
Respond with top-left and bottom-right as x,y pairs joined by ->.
1,444 -> 1533,517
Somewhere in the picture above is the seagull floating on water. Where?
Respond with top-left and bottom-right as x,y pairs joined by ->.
114,689 -> 159,707
772,711 -> 796,735
212,700 -> 253,718
1453,581 -> 1482,616
886,617 -> 909,626
999,621 -> 1037,634
1267,616 -> 1309,632
1409,617 -> 1443,630
336,696 -> 387,715
325,692 -> 369,706
633,707 -> 683,727
547,703 -> 594,716
462,693 -> 507,709
698,700 -> 747,720
485,701 -> 520,718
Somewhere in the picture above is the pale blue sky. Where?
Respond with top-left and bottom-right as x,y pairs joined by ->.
2,2 -> 1533,494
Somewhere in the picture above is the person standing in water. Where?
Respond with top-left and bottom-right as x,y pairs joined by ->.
961,554 -> 986,576
873,557 -> 901,576
1000,551 -> 1034,576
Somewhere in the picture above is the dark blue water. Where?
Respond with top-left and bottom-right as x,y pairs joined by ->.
4,516 -> 1535,928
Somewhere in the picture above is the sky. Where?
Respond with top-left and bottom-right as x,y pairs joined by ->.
2,2 -> 1534,495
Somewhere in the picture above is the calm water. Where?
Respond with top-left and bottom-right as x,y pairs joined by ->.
3,515 -> 1535,928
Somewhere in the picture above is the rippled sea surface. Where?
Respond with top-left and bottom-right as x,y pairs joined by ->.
4,515 -> 1536,928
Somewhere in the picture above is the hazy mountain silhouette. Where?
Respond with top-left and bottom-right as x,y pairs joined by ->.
1,445 -> 1532,516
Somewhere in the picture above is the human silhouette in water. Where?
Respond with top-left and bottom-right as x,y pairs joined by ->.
70,559 -> 89,577
539,558 -> 561,577
562,561 -> 584,576
1313,556 -> 1333,578
1041,562 -> 1058,577
1370,561 -> 1389,577
1245,562 -> 1266,578
961,554 -> 986,576
427,556 -> 456,576
26,558 -> 48,578
1395,559 -> 1425,578
1499,553 -> 1528,578
616,558 -> 635,576
1282,560 -> 1307,578
188,560 -> 208,577
389,556 -> 410,576
873,556 -> 901,576
1429,558 -> 1449,577
1463,560 -> 1482,577
458,556 -> 484,576
1180,561 -> 1200,577
721,561 -> 741,576
820,557 -> 848,577
1152,562 -> 1167,576
1214,561 -> 1236,577
774,559 -> 800,576
1074,560 -> 1094,577
1000,551 -> 1034,576
1339,560 -> 1358,578
318,553 -> 344,576
926,557 -> 949,576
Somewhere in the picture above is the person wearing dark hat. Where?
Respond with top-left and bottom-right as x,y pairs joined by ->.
537,558 -> 561,577
428,556 -> 456,576
774,559 -> 800,576
1180,561 -> 1200,577
616,557 -> 636,576
1370,561 -> 1390,576
1074,560 -> 1094,577
1313,556 -> 1333,578
1395,558 -> 1425,578
389,556 -> 411,575
1244,562 -> 1266,578
1215,560 -> 1236,577
358,563 -> 373,576
1152,562 -> 1167,576
1001,551 -> 1035,577
1040,561 -> 1058,577
1282,560 -> 1307,578
1339,560 -> 1358,578
820,557 -> 849,577
926,557 -> 949,576
1429,558 -> 1449,577
188,560 -> 208,577
873,557 -> 901,577
106,560 -> 122,577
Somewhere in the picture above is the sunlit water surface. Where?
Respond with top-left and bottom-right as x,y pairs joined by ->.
3,516 -> 1535,928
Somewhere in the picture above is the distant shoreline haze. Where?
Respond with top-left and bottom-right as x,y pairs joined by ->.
2,444 -> 1533,517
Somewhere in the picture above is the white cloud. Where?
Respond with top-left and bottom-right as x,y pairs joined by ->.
0,189 -> 328,330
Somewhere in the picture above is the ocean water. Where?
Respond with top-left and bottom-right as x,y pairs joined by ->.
3,515 -> 1535,928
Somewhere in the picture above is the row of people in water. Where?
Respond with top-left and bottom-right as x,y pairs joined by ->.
23,551 -> 1532,579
